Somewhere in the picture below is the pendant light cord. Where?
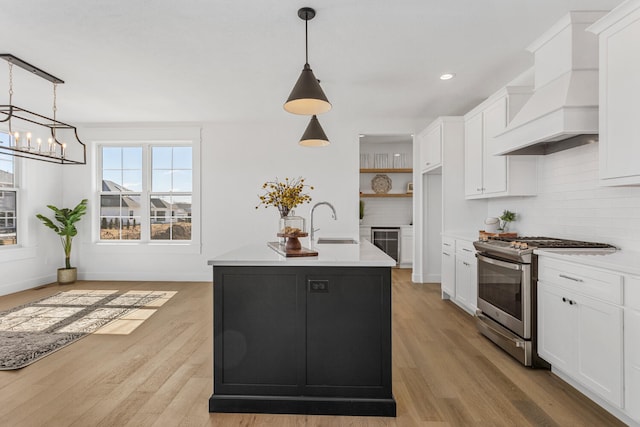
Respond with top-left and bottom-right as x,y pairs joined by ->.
305,15 -> 309,65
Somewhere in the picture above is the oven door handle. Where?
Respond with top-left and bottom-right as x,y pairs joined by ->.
477,254 -> 523,271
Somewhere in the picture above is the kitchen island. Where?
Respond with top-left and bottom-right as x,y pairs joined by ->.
207,240 -> 396,417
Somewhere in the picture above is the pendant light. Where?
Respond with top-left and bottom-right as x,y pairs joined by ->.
284,7 -> 331,115
299,115 -> 329,147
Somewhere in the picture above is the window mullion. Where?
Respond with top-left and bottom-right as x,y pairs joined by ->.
140,144 -> 151,242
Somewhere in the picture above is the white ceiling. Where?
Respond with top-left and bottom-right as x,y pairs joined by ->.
0,0 -> 623,127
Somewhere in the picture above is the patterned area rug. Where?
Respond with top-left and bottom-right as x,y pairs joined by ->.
0,290 -> 168,370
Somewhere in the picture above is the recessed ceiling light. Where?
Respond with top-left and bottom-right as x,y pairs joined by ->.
440,73 -> 456,80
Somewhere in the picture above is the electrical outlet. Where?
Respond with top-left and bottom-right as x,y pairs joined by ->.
309,280 -> 329,293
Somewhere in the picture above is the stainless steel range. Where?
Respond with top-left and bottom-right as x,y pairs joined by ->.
473,236 -> 617,367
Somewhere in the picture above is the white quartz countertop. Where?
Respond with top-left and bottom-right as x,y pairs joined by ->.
442,230 -> 479,242
208,239 -> 396,267
534,249 -> 640,276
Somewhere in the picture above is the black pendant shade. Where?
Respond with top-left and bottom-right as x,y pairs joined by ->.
284,63 -> 331,115
299,115 -> 329,147
284,7 -> 332,116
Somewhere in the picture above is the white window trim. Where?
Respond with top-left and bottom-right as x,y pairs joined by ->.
0,143 -> 23,254
90,127 -> 201,254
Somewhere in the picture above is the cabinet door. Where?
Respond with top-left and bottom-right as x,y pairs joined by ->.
599,13 -> 640,184
400,232 -> 413,266
537,282 -> 576,373
464,113 -> 483,196
455,255 -> 475,312
306,273 -> 389,391
482,97 -> 508,195
421,124 -> 442,172
575,293 -> 624,408
441,249 -> 455,298
626,308 -> 640,421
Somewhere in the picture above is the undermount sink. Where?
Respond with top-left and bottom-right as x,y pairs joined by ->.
316,237 -> 358,244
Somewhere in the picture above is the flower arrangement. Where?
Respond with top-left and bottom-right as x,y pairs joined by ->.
256,177 -> 314,218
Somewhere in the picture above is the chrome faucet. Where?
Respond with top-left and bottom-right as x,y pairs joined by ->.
310,201 -> 337,242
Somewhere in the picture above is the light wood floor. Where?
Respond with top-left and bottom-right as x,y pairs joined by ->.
0,270 -> 624,426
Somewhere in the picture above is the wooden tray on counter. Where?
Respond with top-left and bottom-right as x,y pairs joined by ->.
478,231 -> 517,239
267,242 -> 318,257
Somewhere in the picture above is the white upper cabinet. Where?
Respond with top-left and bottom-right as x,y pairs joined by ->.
588,0 -> 640,186
464,87 -> 538,199
418,119 -> 443,173
464,113 -> 483,197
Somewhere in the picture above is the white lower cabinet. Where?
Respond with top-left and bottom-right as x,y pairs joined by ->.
626,275 -> 640,423
441,237 -> 455,298
626,307 -> 640,423
454,240 -> 477,314
400,226 -> 413,267
538,257 -> 624,410
441,236 -> 477,314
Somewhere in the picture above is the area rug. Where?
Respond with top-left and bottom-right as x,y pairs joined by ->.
0,289 -> 168,370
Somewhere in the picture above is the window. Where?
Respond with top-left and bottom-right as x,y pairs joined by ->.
0,132 -> 17,246
99,144 -> 192,242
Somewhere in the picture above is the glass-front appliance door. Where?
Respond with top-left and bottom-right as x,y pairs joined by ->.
477,254 -> 530,338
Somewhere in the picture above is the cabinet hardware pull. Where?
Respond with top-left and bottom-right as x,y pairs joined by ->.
425,162 -> 431,165
559,274 -> 584,282
462,248 -> 472,252
442,252 -> 451,256
477,188 -> 482,192
463,261 -> 470,266
569,300 -> 576,305
443,243 -> 451,246
562,297 -> 567,303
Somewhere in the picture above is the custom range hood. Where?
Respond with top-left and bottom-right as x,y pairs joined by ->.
494,11 -> 606,156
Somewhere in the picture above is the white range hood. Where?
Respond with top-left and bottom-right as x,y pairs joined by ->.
494,11 -> 607,155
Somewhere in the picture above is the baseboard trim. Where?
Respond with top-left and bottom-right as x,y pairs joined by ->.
209,394 -> 397,417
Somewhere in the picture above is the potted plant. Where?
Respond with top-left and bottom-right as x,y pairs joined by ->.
498,209 -> 516,232
359,200 -> 365,224
36,199 -> 88,284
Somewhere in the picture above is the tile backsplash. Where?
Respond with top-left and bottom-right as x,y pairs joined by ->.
360,198 -> 412,226
487,143 -> 640,251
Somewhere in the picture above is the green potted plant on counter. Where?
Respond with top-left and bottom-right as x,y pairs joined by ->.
359,200 -> 365,224
36,199 -> 88,284
498,209 -> 516,232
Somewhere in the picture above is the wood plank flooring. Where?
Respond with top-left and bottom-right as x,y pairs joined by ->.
0,270 -> 624,426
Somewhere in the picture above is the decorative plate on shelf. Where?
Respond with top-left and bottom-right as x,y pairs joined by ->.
371,174 -> 392,194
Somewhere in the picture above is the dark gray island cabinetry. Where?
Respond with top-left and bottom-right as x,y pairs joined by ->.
208,242 -> 396,417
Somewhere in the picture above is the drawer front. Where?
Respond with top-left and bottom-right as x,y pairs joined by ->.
455,239 -> 475,256
442,236 -> 455,252
626,276 -> 640,310
538,257 -> 623,304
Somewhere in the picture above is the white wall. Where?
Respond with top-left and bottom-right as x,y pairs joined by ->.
487,142 -> 640,251
47,117 -> 416,284
0,158 -> 64,295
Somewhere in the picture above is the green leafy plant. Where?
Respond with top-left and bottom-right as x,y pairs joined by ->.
36,199 -> 88,269
359,200 -> 365,220
498,209 -> 516,231
500,210 -> 516,222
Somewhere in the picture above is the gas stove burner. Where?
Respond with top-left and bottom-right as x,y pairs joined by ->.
487,236 -> 617,249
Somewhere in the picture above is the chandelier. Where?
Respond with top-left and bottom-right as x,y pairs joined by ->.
0,54 -> 86,165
